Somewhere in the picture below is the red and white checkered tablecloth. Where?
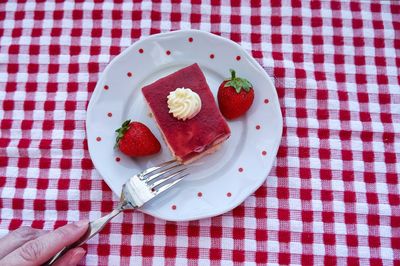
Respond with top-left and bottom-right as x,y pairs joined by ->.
0,0 -> 399,265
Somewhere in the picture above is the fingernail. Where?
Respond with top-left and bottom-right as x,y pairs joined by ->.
74,248 -> 86,257
69,248 -> 86,265
74,219 -> 89,228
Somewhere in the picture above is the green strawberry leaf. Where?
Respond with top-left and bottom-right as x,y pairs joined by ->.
224,69 -> 253,93
115,119 -> 131,149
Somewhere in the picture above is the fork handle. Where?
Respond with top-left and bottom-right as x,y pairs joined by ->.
42,208 -> 122,266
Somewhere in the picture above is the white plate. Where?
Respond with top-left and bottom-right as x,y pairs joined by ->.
86,30 -> 282,221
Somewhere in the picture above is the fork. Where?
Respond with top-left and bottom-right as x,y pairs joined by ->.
43,160 -> 187,266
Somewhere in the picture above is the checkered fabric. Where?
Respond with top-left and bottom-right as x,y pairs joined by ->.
0,0 -> 399,265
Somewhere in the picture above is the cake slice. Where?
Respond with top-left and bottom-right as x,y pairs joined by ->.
142,63 -> 231,163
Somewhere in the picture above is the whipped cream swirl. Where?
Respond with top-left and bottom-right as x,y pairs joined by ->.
167,88 -> 202,121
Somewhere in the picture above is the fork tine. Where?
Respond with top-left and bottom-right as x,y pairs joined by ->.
150,167 -> 187,188
139,159 -> 178,180
145,163 -> 184,184
154,174 -> 188,196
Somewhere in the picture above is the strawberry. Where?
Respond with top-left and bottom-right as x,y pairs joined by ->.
115,120 -> 161,157
217,69 -> 254,119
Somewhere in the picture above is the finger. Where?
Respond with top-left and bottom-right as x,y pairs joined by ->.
0,227 -> 47,259
53,247 -> 86,266
0,220 -> 88,266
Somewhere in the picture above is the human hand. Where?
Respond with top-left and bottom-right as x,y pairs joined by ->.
0,220 -> 89,266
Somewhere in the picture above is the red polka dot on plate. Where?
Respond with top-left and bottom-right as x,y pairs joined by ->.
256,125 -> 261,130
107,112 -> 112,117
96,137 -> 101,142
210,54 -> 215,59
188,37 -> 193,42
139,48 -> 144,53
264,99 -> 269,104
115,157 -> 121,162
197,192 -> 203,197
171,205 -> 177,210
227,192 -> 232,197
104,85 -> 109,90
238,167 -> 243,172
236,55 -> 241,61
127,72 -> 132,77
166,50 -> 171,55
262,151 -> 267,156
